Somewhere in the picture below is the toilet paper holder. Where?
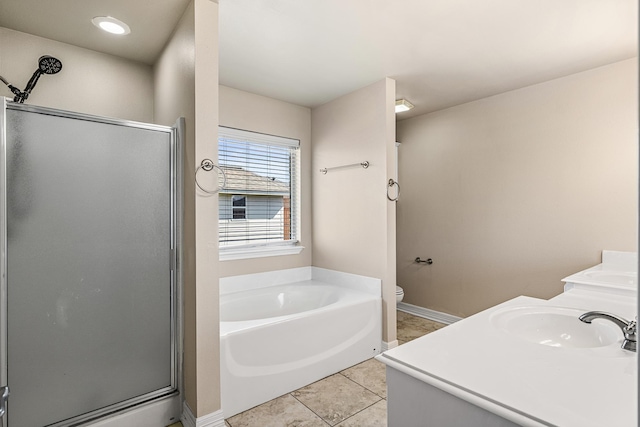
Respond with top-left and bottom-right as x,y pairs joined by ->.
415,257 -> 433,265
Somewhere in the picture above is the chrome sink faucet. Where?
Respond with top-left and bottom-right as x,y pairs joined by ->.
579,311 -> 637,352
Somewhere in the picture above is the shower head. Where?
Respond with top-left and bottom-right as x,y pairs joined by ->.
0,54 -> 64,103
38,56 -> 63,75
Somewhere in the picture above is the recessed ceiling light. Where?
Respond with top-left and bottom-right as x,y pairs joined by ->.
395,99 -> 414,113
92,16 -> 131,35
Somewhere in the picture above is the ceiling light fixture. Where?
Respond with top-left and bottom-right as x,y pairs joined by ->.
92,16 -> 131,35
395,99 -> 414,113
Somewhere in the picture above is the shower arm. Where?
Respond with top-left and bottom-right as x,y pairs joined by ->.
5,69 -> 44,103
19,69 -> 45,102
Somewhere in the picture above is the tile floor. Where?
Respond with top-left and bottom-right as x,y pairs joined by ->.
167,312 -> 445,427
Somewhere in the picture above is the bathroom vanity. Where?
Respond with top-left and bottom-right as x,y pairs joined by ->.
377,251 -> 638,427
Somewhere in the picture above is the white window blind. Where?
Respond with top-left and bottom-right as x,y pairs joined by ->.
218,126 -> 299,250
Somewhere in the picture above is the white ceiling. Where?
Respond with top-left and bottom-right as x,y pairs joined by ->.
0,0 -> 637,119
219,0 -> 638,118
0,0 -> 192,65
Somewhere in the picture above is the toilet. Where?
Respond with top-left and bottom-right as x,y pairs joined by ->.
396,285 -> 404,303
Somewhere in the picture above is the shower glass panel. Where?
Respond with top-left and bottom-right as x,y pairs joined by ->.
0,101 -> 180,427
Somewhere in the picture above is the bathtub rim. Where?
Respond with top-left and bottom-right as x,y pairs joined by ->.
219,266 -> 381,297
220,281 -> 379,337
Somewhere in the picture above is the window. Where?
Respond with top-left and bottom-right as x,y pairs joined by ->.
218,127 -> 300,257
232,195 -> 246,219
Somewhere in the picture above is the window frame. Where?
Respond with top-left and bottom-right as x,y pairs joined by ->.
217,126 -> 303,260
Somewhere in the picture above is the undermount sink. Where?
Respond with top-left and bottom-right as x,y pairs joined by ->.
491,306 -> 621,349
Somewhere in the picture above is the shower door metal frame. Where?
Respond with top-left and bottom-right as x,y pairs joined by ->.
0,98 -> 183,427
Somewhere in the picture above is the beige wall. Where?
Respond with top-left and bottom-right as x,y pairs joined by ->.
154,0 -> 220,417
396,58 -> 638,318
0,27 -> 153,122
312,78 -> 397,343
218,85 -> 313,277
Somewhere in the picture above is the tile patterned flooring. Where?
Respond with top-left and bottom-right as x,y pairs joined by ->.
222,311 -> 446,427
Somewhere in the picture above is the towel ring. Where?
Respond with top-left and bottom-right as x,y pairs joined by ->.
195,159 -> 226,194
387,179 -> 400,201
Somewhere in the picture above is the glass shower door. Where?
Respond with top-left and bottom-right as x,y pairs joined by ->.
0,101 -> 179,427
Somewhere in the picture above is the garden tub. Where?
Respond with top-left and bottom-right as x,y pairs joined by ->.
219,267 -> 382,417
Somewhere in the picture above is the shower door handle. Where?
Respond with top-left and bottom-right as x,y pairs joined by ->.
0,386 -> 9,418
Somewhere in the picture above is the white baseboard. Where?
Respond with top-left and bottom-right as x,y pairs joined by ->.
182,403 -> 225,427
382,340 -> 399,351
398,302 -> 463,325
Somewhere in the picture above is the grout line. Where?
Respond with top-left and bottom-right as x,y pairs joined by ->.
338,370 -> 382,397
290,373 -> 385,427
333,372 -> 385,425
338,360 -> 387,399
289,392 -> 332,426
332,398 -> 386,427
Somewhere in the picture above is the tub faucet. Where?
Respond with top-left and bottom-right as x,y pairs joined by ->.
579,311 -> 636,352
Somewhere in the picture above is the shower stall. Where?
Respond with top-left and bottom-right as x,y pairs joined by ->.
0,99 -> 182,426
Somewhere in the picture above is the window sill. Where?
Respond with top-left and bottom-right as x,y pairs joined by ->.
219,245 -> 305,261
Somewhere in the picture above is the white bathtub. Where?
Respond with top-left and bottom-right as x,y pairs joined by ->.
220,267 -> 382,417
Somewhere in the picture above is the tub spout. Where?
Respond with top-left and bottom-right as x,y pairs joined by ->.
579,311 -> 636,352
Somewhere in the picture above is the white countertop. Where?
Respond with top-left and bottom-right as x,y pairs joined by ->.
561,251 -> 637,297
378,291 -> 637,427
